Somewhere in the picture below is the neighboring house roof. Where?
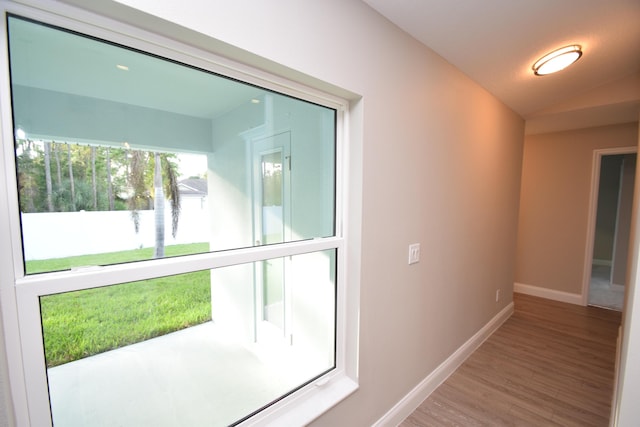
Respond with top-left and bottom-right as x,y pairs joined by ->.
178,178 -> 208,196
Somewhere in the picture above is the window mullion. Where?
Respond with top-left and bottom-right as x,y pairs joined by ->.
15,237 -> 342,296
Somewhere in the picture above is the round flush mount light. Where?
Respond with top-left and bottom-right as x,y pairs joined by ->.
532,45 -> 582,76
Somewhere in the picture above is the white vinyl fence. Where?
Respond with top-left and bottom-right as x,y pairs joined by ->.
21,199 -> 209,260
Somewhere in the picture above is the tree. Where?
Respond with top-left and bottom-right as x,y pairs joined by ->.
66,144 -> 76,211
153,153 -> 165,256
91,146 -> 97,210
15,140 -> 129,213
53,142 -> 62,190
128,150 -> 181,258
16,139 -> 42,213
43,141 -> 53,212
106,147 -> 114,210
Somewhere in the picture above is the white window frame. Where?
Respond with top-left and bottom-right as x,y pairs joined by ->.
0,1 -> 360,426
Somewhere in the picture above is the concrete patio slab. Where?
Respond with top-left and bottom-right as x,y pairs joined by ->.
47,322 -> 328,426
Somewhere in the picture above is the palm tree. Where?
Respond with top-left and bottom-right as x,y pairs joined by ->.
128,150 -> 181,258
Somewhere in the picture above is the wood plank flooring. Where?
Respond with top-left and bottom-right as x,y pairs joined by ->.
400,293 -> 622,427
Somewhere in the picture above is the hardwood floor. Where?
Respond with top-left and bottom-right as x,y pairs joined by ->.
400,293 -> 622,427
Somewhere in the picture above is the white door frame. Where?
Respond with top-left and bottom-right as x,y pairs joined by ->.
251,132 -> 292,345
581,146 -> 637,306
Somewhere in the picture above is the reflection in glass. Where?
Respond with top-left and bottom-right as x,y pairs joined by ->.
42,251 -> 336,426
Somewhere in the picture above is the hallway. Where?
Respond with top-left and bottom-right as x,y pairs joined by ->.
401,293 -> 622,426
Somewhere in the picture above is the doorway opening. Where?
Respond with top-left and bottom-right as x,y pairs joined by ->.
586,149 -> 636,311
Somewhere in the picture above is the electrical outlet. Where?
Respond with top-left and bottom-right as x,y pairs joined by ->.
408,243 -> 420,265
496,289 -> 501,302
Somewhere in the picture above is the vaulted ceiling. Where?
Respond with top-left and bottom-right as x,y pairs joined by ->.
363,0 -> 640,134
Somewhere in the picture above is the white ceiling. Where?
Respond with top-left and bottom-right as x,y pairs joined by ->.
10,2 -> 640,136
363,0 -> 640,134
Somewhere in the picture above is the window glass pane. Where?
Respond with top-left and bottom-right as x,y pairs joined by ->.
18,143 -> 210,274
8,16 -> 336,274
42,250 -> 336,426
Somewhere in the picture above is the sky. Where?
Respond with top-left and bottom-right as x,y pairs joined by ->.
177,153 -> 208,179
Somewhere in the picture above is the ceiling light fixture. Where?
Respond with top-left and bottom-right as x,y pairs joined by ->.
532,45 -> 582,76
116,64 -> 129,71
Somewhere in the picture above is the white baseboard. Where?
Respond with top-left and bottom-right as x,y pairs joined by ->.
592,259 -> 612,267
514,282 -> 583,305
373,302 -> 514,427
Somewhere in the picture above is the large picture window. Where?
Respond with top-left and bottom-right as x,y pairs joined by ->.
1,8 -> 352,426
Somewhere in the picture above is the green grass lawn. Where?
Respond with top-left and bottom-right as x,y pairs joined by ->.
34,243 -> 212,367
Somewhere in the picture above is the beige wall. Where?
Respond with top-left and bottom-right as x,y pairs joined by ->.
0,1 -> 524,425
516,123 -> 639,295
